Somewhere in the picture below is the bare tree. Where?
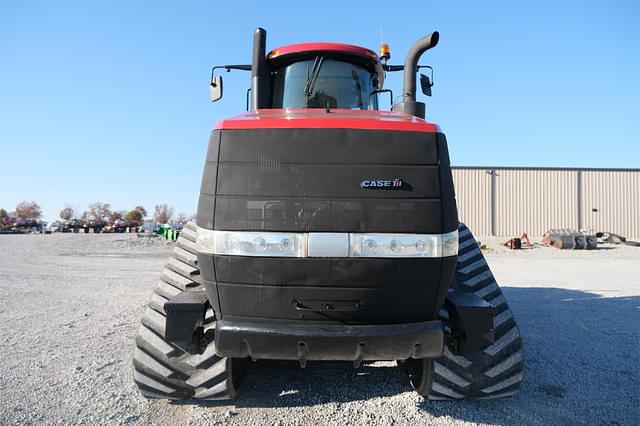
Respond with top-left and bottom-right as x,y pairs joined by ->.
108,210 -> 125,223
154,204 -> 173,224
175,213 -> 188,224
59,207 -> 74,220
87,202 -> 112,221
15,201 -> 42,220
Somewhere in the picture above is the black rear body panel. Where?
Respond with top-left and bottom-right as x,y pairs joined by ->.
198,254 -> 457,325
197,129 -> 457,233
197,127 -> 457,330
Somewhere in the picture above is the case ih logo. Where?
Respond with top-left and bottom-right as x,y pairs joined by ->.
360,179 -> 411,190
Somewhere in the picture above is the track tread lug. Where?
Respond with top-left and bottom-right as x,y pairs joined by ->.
132,220 -> 237,401
407,222 -> 524,400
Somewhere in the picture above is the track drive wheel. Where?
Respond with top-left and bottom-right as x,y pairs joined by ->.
132,221 -> 245,400
402,222 -> 525,400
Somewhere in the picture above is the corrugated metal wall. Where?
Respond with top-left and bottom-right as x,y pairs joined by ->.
452,167 -> 640,238
451,169 -> 492,235
581,170 -> 640,238
494,169 -> 578,236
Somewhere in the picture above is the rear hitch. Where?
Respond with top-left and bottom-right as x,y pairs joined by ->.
164,290 -> 209,354
353,342 -> 367,368
444,290 -> 495,355
297,342 -> 308,368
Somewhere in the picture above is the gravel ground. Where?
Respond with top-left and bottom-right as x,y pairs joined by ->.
0,233 -> 638,425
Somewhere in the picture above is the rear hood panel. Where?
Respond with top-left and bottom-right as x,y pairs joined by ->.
196,126 -> 458,324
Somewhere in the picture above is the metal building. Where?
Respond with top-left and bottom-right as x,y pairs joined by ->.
452,167 -> 640,238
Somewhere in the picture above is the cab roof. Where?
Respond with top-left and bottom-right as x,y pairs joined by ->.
267,42 -> 384,88
268,42 -> 379,61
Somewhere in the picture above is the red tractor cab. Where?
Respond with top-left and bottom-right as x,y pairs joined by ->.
210,28 -> 435,117
267,42 -> 383,110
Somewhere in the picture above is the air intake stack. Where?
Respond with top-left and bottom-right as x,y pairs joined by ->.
392,31 -> 439,119
251,27 -> 270,110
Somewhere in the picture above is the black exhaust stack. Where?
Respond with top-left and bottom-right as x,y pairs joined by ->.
392,31 -> 439,119
251,27 -> 270,110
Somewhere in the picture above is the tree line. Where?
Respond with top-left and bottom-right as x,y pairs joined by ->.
0,201 -> 189,225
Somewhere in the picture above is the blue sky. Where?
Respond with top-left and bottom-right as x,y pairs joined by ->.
1,0 -> 638,221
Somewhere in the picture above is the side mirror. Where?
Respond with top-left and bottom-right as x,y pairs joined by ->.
418,65 -> 434,97
419,73 -> 432,97
210,76 -> 223,102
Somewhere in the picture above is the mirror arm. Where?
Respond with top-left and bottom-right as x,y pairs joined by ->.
210,64 -> 252,84
382,64 -> 405,72
370,89 -> 393,109
246,88 -> 252,111
382,64 -> 431,79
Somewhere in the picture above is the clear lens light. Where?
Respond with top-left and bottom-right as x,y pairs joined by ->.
350,231 -> 458,258
196,229 -> 306,257
280,238 -> 291,250
196,227 -> 458,258
253,237 -> 267,251
441,230 -> 459,257
362,238 -> 377,255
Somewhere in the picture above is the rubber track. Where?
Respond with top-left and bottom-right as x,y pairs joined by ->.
132,221 -> 234,400
427,222 -> 525,400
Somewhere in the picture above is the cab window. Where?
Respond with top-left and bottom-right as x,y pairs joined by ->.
271,58 -> 378,110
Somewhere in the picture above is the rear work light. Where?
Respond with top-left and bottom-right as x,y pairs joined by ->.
196,227 -> 458,258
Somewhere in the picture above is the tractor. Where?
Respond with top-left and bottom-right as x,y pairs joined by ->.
133,28 -> 524,400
